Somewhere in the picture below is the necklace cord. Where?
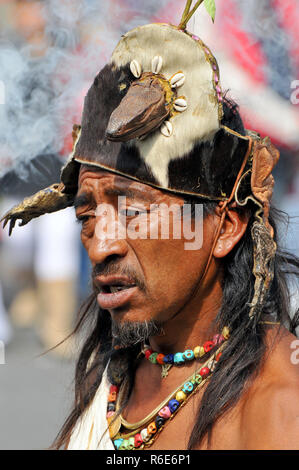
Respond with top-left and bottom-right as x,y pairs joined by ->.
116,342 -> 226,434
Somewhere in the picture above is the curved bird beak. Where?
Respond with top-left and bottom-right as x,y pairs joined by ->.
106,73 -> 171,142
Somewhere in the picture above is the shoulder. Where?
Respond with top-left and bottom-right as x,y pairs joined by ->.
241,325 -> 299,449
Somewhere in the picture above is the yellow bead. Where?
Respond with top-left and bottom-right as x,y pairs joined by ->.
176,390 -> 187,402
194,346 -> 205,358
193,346 -> 201,358
222,326 -> 230,339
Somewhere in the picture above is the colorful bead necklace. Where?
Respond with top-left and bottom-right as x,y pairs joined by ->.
106,341 -> 227,450
142,326 -> 229,378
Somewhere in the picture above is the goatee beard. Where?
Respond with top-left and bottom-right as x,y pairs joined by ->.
111,319 -> 164,348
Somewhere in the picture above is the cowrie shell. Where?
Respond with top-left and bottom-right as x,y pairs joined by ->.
152,55 -> 163,74
174,98 -> 187,112
130,59 -> 142,78
170,72 -> 185,88
160,121 -> 173,137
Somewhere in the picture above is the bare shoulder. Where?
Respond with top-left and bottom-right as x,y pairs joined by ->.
241,325 -> 299,449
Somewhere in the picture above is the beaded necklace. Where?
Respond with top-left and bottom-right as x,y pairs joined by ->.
106,340 -> 227,450
142,326 -> 229,378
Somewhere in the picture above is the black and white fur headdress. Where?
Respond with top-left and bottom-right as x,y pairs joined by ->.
1,1 -> 279,321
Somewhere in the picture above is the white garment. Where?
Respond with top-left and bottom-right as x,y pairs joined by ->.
67,367 -> 114,450
34,208 -> 80,281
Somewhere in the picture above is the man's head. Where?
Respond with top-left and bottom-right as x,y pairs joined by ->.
75,164 -> 249,347
0,12 -> 279,358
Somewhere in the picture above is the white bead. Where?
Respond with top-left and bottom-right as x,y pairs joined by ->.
170,72 -> 185,88
207,359 -> 216,371
140,428 -> 150,442
173,98 -> 187,112
152,55 -> 163,74
160,120 -> 173,137
130,59 -> 142,78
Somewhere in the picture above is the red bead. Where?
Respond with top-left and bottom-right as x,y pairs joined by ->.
200,366 -> 210,378
203,341 -> 214,353
216,352 -> 222,362
156,353 -> 165,365
134,433 -> 143,448
145,349 -> 153,360
110,385 -> 118,394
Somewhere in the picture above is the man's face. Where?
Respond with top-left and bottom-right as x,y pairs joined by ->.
75,167 -> 215,329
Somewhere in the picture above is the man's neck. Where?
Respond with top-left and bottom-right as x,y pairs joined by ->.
148,275 -> 223,354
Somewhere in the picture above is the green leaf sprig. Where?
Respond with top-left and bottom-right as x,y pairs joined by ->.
178,0 -> 216,29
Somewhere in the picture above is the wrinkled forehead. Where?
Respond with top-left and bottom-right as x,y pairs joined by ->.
78,164 -> 181,203
79,164 -> 135,187
79,164 -> 114,185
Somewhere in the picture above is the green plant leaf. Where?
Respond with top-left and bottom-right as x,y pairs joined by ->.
204,0 -> 216,22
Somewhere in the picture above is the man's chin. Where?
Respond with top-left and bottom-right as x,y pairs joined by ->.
111,317 -> 164,348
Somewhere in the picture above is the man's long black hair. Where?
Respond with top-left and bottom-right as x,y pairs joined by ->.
52,98 -> 299,449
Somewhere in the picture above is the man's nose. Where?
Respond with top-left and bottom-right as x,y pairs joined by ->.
87,221 -> 128,265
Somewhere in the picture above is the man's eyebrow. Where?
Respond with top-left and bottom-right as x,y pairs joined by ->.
74,192 -> 93,209
104,186 -> 155,202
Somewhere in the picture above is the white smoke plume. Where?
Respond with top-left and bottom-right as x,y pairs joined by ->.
0,0 -> 175,193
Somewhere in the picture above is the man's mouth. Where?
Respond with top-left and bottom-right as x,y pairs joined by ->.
102,284 -> 135,294
94,275 -> 138,309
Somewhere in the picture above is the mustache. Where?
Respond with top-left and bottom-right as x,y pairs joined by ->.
91,260 -> 146,292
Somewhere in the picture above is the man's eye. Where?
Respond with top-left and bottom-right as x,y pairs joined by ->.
120,208 -> 146,217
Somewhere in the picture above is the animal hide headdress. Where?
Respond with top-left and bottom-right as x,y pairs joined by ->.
1,1 -> 279,321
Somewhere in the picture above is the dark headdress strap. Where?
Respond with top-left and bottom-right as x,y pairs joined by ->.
247,137 -> 279,321
198,133 -> 279,323
233,133 -> 279,321
199,136 -> 253,284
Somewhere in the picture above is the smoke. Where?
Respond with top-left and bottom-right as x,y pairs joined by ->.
0,0 -> 297,194
0,0 -> 176,193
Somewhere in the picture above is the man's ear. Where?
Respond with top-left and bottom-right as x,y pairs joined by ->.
213,206 -> 249,258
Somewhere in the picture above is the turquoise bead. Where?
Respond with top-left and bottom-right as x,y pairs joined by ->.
182,381 -> 194,393
183,349 -> 194,361
149,352 -> 158,364
114,438 -> 124,449
174,352 -> 185,364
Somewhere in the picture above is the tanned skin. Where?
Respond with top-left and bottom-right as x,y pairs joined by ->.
75,166 -> 299,450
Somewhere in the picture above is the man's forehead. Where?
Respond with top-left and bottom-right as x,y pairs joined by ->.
79,165 -> 127,186
77,164 -> 160,202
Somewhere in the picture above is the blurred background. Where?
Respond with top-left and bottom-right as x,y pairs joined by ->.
0,0 -> 298,450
